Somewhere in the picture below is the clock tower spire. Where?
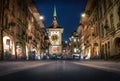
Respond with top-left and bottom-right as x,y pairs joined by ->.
52,5 -> 59,28
53,5 -> 57,20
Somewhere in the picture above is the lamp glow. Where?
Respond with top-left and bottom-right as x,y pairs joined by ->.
39,16 -> 44,20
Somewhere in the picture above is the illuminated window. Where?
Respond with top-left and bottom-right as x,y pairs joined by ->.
74,48 -> 77,53
74,38 -> 76,42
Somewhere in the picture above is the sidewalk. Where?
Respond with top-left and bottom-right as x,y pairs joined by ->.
73,60 -> 120,74
0,61 -> 54,76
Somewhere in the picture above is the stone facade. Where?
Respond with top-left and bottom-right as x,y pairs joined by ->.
69,31 -> 80,55
0,0 -> 45,60
78,0 -> 120,60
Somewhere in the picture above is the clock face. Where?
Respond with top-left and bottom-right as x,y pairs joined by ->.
51,34 -> 58,42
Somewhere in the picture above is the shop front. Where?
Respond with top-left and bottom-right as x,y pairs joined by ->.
16,42 -> 26,60
3,36 -> 15,60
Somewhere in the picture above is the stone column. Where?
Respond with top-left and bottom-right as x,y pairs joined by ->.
0,0 -> 4,60
0,30 -> 3,60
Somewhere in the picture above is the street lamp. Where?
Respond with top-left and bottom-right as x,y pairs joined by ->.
81,13 -> 86,18
81,12 -> 89,18
39,16 -> 44,20
80,12 -> 89,24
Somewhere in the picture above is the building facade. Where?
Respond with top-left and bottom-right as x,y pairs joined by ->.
78,0 -> 120,60
0,0 -> 45,60
69,31 -> 80,55
62,41 -> 69,55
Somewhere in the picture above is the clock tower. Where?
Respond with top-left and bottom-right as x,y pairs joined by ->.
47,6 -> 64,55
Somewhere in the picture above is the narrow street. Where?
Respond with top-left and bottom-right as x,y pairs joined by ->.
1,0 -> 120,81
0,61 -> 120,81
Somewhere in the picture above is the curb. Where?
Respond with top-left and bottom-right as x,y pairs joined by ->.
0,62 -> 54,77
72,62 -> 120,74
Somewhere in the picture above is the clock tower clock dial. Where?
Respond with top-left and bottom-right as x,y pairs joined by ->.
50,32 -> 60,45
51,34 -> 58,42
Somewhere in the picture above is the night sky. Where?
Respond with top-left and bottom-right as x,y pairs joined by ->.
34,0 -> 87,41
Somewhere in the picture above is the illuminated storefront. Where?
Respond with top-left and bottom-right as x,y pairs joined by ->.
91,43 -> 99,59
16,42 -> 26,60
3,36 -> 15,60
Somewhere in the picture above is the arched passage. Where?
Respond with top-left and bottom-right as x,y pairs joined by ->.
114,37 -> 120,55
3,36 -> 15,60
16,42 -> 26,60
92,43 -> 99,58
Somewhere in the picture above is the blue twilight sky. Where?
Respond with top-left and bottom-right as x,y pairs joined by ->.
34,0 -> 87,41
